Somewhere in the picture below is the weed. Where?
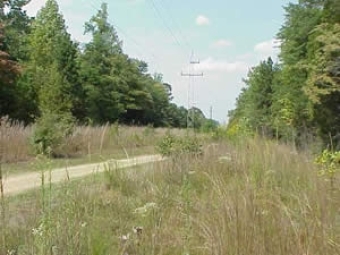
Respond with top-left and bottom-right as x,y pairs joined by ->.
2,137 -> 340,254
157,132 -> 203,157
315,149 -> 340,187
32,113 -> 75,156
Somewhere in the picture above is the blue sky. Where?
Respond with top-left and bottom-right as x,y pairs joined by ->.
24,0 -> 295,123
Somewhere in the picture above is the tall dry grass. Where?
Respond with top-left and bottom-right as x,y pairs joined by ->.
1,137 -> 340,255
0,117 -> 184,163
0,117 -> 32,163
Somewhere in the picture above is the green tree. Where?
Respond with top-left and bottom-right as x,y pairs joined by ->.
27,0 -> 76,154
302,16 -> 340,141
273,1 -> 323,140
3,0 -> 31,62
2,0 -> 38,123
144,79 -> 169,126
0,1 -> 21,118
323,0 -> 340,23
228,58 -> 278,137
27,0 -> 78,116
243,58 -> 277,135
229,0 -> 340,146
79,2 -> 125,123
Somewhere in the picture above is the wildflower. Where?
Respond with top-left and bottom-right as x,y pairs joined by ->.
32,222 -> 44,237
119,233 -> 130,243
32,227 -> 42,237
134,202 -> 157,214
7,250 -> 17,255
134,206 -> 147,214
133,226 -> 143,235
218,154 -> 232,163
145,202 -> 157,209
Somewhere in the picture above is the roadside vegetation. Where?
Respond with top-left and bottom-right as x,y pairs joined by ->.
227,0 -> 340,149
1,0 -> 340,254
0,117 -> 187,175
1,133 -> 340,255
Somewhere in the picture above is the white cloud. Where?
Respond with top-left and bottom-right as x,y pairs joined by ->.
235,53 -> 254,61
254,38 -> 281,57
211,39 -> 232,48
196,15 -> 210,26
196,58 -> 249,73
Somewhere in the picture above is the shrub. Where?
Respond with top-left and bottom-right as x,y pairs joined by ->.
200,119 -> 219,133
315,149 -> 340,187
32,112 -> 75,156
156,132 -> 203,157
211,126 -> 228,140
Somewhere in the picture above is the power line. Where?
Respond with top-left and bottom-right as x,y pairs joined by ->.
85,0 -> 205,91
157,0 -> 192,51
83,0 -> 161,70
181,56 -> 204,130
147,0 -> 184,50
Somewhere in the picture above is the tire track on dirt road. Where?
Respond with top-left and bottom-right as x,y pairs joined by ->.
2,155 -> 164,196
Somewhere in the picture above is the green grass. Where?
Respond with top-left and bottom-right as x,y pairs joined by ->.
1,137 -> 340,255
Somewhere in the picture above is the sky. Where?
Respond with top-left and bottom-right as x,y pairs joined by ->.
23,0 -> 295,124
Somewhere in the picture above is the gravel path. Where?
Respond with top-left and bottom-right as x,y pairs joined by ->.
2,154 -> 163,196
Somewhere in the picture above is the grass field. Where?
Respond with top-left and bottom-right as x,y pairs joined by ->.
1,136 -> 339,255
0,119 -> 184,175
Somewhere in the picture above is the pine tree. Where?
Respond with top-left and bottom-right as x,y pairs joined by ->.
27,0 -> 76,155
79,3 -> 125,123
27,0 -> 81,116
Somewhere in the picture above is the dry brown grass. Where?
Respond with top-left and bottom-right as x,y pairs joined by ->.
0,117 -> 33,163
0,117 -> 184,164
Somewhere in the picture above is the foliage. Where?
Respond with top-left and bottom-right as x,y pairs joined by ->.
200,119 -> 219,133
0,2 -> 21,118
78,3 -> 125,123
3,139 -> 340,254
0,0 -> 213,133
32,112 -> 75,156
156,132 -> 203,157
27,0 -> 77,117
226,117 -> 253,139
229,0 -> 340,147
315,149 -> 340,186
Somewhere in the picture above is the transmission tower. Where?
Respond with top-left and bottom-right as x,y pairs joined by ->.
181,53 -> 204,130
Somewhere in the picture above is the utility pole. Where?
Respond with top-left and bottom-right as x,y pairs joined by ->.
210,105 -> 213,120
181,53 -> 204,130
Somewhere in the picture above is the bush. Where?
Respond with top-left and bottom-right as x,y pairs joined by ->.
156,132 -> 203,157
211,126 -> 228,140
315,149 -> 340,187
32,112 -> 75,156
200,119 -> 219,133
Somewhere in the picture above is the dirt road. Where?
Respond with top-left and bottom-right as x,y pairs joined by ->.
2,154 -> 163,196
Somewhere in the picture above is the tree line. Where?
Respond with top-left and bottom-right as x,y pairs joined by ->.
228,0 -> 340,147
0,0 -> 214,130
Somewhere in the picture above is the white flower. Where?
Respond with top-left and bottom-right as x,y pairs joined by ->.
218,154 -> 232,163
133,226 -> 143,235
119,233 -> 130,242
134,202 -> 157,214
